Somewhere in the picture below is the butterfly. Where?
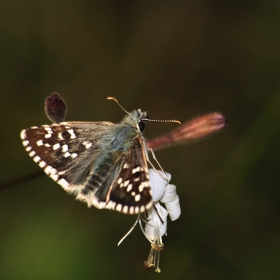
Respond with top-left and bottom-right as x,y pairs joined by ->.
20,96 -> 181,214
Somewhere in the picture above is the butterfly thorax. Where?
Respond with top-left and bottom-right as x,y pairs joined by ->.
101,109 -> 148,153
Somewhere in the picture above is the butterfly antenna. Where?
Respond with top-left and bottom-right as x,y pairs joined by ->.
107,96 -> 130,115
142,118 -> 182,125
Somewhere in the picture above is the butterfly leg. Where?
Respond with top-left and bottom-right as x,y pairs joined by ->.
146,148 -> 168,182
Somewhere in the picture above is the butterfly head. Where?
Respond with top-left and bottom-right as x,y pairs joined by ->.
122,109 -> 149,133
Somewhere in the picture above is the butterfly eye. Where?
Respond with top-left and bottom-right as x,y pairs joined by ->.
138,121 -> 146,132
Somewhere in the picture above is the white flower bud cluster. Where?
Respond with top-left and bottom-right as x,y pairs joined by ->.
145,169 -> 181,241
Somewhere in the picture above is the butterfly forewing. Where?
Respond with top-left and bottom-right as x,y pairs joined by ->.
21,122 -> 114,192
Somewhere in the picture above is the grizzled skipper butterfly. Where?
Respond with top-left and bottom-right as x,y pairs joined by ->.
20,96 -> 181,214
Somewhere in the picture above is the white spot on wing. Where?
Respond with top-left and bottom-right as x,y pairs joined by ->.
117,178 -> 122,184
64,152 -> 70,158
123,206 -> 128,213
44,126 -> 53,133
20,130 -> 26,140
67,129 -> 76,139
135,194 -> 141,201
29,151 -> 35,157
106,201 -> 116,210
50,173 -> 59,181
57,178 -> 69,190
124,180 -> 129,187
44,166 -> 52,174
53,143 -> 60,150
22,140 -> 29,146
82,141 -> 92,149
132,166 -> 140,173
58,132 -> 64,140
138,183 -> 144,192
62,144 -> 68,152
34,156 -> 41,163
46,166 -> 57,175
134,206 -> 139,214
126,184 -> 132,192
39,161 -> 46,168
71,153 -> 78,159
116,204 -> 122,212
91,197 -> 106,209
45,134 -> 52,138
36,140 -> 44,146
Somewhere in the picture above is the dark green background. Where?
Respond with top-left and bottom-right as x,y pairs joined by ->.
1,1 -> 279,279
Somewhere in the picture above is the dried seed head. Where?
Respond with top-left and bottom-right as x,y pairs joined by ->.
45,92 -> 67,123
147,112 -> 227,151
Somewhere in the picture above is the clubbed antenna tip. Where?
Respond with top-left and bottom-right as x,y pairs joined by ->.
107,96 -> 129,114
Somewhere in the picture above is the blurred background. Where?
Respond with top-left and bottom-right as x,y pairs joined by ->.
1,0 -> 280,279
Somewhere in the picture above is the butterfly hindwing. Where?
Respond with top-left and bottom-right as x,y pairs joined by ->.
92,137 -> 152,214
